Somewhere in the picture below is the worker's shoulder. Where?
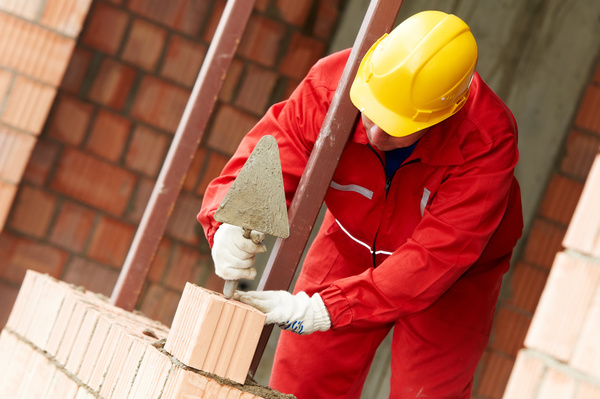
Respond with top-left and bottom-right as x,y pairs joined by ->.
462,73 -> 517,143
307,48 -> 352,90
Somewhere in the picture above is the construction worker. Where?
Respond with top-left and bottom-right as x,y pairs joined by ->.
198,10 -> 523,399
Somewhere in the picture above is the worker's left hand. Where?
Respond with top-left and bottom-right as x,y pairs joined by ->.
234,290 -> 331,335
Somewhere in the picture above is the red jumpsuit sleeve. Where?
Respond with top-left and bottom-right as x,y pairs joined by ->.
320,130 -> 520,328
197,59 -> 337,246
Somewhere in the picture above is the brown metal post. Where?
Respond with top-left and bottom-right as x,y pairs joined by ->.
110,0 -> 256,310
248,0 -> 404,377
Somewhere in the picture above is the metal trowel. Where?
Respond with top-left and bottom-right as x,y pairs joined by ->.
214,135 -> 289,298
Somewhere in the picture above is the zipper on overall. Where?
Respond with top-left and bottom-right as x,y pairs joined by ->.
367,144 -> 420,267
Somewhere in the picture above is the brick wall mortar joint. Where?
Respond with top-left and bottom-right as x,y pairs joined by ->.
520,348 -> 600,390
562,248 -> 600,266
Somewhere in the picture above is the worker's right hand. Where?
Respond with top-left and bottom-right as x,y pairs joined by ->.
211,223 -> 267,280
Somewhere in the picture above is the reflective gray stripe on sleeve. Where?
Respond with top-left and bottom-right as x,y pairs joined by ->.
330,181 -> 373,200
420,188 -> 431,216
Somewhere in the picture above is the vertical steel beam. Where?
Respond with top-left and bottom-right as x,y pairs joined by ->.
111,0 -> 256,310
249,0 -> 404,377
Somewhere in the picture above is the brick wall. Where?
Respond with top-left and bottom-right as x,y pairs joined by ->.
472,60 -> 600,398
0,0 -> 93,231
0,270 -> 282,398
0,0 -> 345,329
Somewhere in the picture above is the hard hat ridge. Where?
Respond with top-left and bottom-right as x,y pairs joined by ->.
350,10 -> 478,137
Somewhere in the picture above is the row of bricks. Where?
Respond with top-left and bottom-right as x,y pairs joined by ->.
0,329 -> 267,399
524,251 -> 600,377
504,349 -> 600,399
0,270 -> 273,398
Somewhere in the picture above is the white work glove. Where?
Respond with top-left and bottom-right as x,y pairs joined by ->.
211,223 -> 266,280
235,290 -> 331,335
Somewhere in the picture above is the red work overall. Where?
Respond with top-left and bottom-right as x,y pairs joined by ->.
198,49 -> 523,398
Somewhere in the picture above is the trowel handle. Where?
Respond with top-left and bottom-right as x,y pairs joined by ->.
223,228 -> 252,299
223,280 -> 238,299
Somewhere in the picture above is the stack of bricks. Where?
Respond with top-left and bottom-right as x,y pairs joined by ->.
0,0 -> 93,230
0,270 -> 289,399
502,154 -> 600,398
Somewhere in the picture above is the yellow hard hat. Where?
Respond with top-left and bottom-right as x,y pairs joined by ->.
350,10 -> 478,137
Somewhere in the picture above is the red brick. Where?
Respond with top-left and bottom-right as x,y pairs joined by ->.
0,281 -> 19,329
313,0 -> 342,40
121,18 -> 167,71
0,125 -> 37,183
488,306 -> 531,356
45,366 -> 78,398
560,129 -> 600,180
254,0 -> 269,12
202,0 -> 225,42
282,78 -> 301,99
235,65 -> 278,115
139,283 -> 181,327
503,350 -> 545,399
88,58 -> 137,111
577,381 -> 600,399
0,182 -> 18,231
163,244 -> 209,290
125,125 -> 170,177
49,201 -> 96,252
279,33 -> 326,80
474,350 -> 514,398
0,13 -> 75,85
164,284 -> 266,384
9,185 -> 57,238
570,281 -> 600,379
0,234 -> 67,284
60,46 -> 93,94
575,84 -> 600,134
238,15 -> 286,67
525,252 -> 600,361
182,147 -> 207,192
275,0 -> 313,26
165,191 -> 203,245
130,75 -> 189,133
127,0 -> 210,36
0,68 -> 12,100
1,76 -> 56,134
85,109 -> 131,162
47,94 -> 93,145
50,148 -> 136,216
522,219 -> 566,269
196,151 -> 229,196
123,176 -> 154,223
218,58 -> 244,103
1,340 -> 35,397
81,2 -> 129,54
563,154 -> 600,257
0,0 -> 44,20
504,262 -> 548,314
206,105 -> 259,155
87,216 -> 135,268
538,174 -> 584,225
160,34 -> 206,87
40,0 -> 93,37
23,138 -> 60,185
538,367 -> 577,398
